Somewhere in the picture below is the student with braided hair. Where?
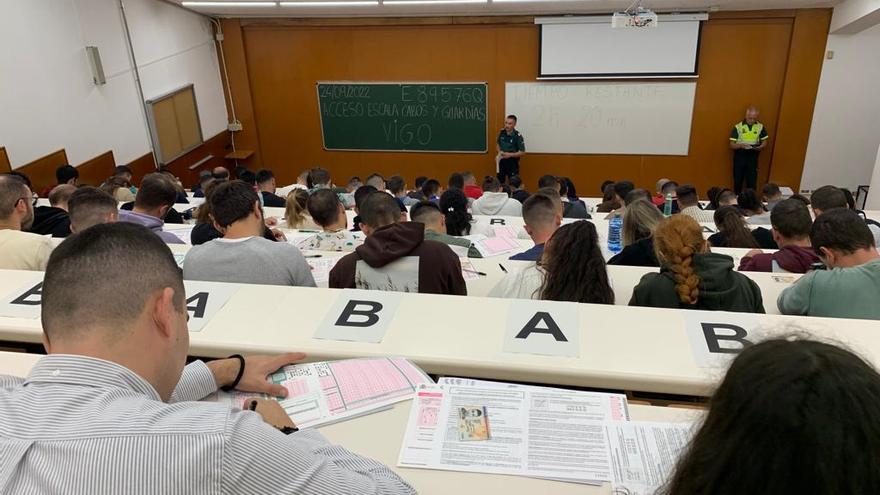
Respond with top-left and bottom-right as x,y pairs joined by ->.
629,215 -> 764,312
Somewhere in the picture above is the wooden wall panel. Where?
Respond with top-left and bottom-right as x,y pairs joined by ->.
226,9 -> 831,196
0,148 -> 10,174
76,150 -> 118,187
17,149 -> 69,195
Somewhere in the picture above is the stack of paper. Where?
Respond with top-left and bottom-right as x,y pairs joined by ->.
222,357 -> 433,429
306,257 -> 342,285
472,236 -> 522,257
398,378 -> 693,491
162,224 -> 195,245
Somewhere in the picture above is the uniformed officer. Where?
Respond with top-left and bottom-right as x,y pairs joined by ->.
729,107 -> 769,193
496,114 -> 526,184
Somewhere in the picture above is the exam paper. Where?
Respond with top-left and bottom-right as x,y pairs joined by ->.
306,257 -> 341,285
605,421 -> 693,492
162,224 -> 195,245
459,259 -> 482,280
472,236 -> 522,257
398,382 -> 629,484
222,357 -> 432,429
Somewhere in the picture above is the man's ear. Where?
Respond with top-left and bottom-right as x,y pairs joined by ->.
108,211 -> 119,223
818,246 -> 835,266
150,287 -> 179,341
253,200 -> 263,220
771,228 -> 781,245
361,224 -> 372,236
158,204 -> 170,218
41,332 -> 52,354
554,213 -> 563,226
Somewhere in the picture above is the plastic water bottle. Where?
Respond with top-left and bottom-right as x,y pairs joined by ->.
663,193 -> 673,217
607,215 -> 623,254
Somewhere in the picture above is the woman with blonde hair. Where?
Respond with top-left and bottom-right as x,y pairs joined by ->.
608,198 -> 664,267
629,215 -> 764,312
284,189 -> 319,229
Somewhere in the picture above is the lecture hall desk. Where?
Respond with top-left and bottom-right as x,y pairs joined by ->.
0,350 -> 698,495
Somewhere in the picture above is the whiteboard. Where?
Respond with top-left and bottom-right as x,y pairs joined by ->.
504,81 -> 696,155
537,16 -> 704,78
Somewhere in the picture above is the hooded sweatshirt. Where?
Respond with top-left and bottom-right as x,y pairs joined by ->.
738,245 -> 819,273
329,222 -> 467,295
29,206 -> 71,238
471,192 -> 522,216
629,252 -> 764,313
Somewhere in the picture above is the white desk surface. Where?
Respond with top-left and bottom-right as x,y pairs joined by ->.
2,269 -> 877,396
0,350 -> 698,495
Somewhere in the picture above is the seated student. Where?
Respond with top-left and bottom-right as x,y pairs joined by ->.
158,167 -> 190,205
308,167 -> 333,192
345,176 -> 361,193
388,175 -> 419,208
329,192 -> 466,295
811,184 -> 880,248
778,209 -> 880,319
40,164 -> 79,197
0,222 -> 414,494
191,181 -> 282,246
350,185 -> 377,232
490,221 -> 614,303
284,188 -> 319,230
447,172 -> 465,191
604,180 -> 636,218
510,190 -> 562,261
67,186 -> 119,233
212,166 -> 230,181
365,173 -> 385,192
704,186 -> 722,210
184,181 -> 315,287
192,170 -> 214,198
558,178 -> 590,219
0,175 -> 54,270
630,215 -> 764,313
256,169 -> 286,207
117,173 -> 184,244
652,178 -> 672,207
763,182 -> 783,211
652,180 -> 680,214
101,173 -> 136,202
677,184 -> 715,224
509,175 -> 530,204
739,188 -> 770,225
608,198 -> 664,267
624,188 -> 652,205
471,176 -> 522,216
709,205 -> 777,249
462,171 -> 483,200
658,338 -> 880,495
407,176 -> 428,202
439,188 -> 493,238
739,199 -> 819,273
409,201 -> 481,258
302,189 -> 362,252
421,179 -> 441,203
30,184 -> 74,237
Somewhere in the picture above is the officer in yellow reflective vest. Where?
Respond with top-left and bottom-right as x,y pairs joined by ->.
729,107 -> 769,193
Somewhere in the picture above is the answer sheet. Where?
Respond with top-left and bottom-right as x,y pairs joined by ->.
221,357 -> 432,429
472,236 -> 522,257
306,257 -> 341,285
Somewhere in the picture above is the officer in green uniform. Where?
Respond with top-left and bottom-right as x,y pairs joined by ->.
729,106 -> 769,193
496,114 -> 526,184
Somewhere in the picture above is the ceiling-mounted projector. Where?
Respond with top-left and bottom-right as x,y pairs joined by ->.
612,5 -> 659,28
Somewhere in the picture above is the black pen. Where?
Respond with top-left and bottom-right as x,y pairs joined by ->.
499,263 -> 508,273
463,269 -> 487,277
305,254 -> 323,258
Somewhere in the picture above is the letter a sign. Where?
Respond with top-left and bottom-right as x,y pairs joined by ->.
315,290 -> 402,343
503,300 -> 580,357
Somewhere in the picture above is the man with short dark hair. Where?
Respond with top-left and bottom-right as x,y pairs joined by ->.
40,164 -> 79,197
472,176 -> 522,216
462,172 -> 482,200
510,190 -> 562,261
509,176 -> 529,204
677,184 -> 714,223
256,169 -> 286,207
117,173 -> 183,244
557,179 -> 589,219
68,186 -> 119,233
778,208 -> 880,319
309,168 -> 332,191
716,189 -> 737,208
30,184 -> 74,237
388,175 -> 419,208
350,185 -> 377,232
625,189 -> 652,205
329,192 -> 466,295
184,181 -> 315,287
811,185 -> 880,247
0,222 -> 415,494
613,181 -> 635,205
537,174 -> 558,190
422,179 -> 441,202
652,178 -> 671,207
407,176 -> 428,202
193,170 -> 214,198
763,182 -> 783,211
410,201 -> 481,258
739,199 -> 819,273
0,175 -> 53,270
303,189 -> 362,252
496,114 -> 525,184
447,173 -> 465,191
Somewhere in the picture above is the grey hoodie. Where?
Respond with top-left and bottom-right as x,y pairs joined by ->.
471,192 -> 522,216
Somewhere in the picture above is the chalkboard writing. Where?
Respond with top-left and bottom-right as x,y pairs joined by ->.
317,82 -> 488,153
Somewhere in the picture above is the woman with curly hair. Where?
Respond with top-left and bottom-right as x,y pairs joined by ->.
629,214 -> 764,312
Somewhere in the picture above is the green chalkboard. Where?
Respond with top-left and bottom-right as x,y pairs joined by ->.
317,82 -> 488,153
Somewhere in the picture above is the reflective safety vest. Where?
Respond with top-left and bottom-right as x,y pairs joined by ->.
734,121 -> 764,145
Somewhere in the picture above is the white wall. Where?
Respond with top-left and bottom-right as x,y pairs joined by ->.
800,22 -> 880,193
0,0 -> 227,168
